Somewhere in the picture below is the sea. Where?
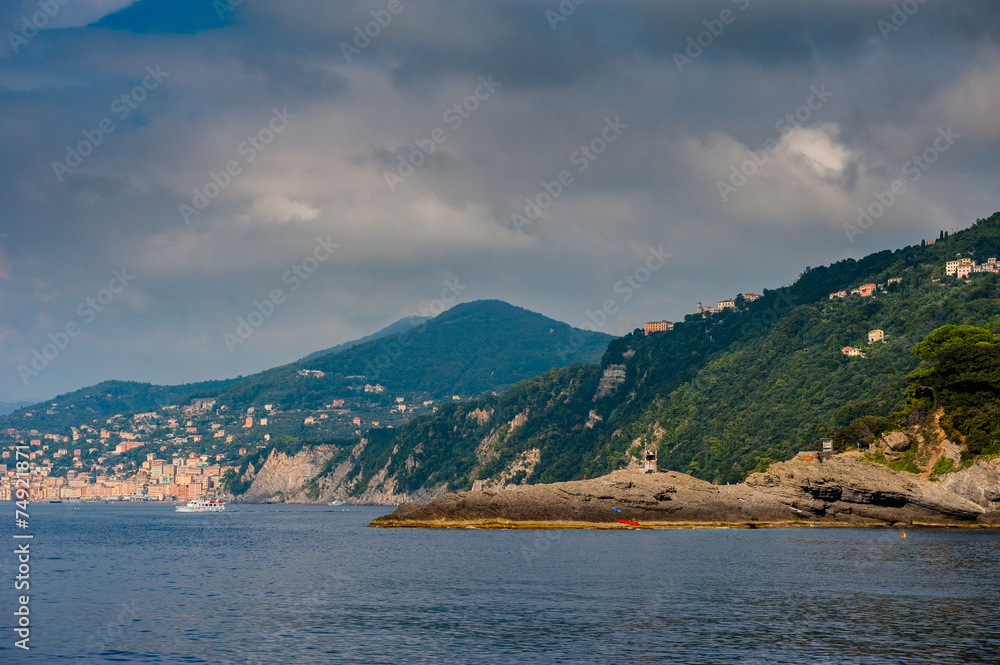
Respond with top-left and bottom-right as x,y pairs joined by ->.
1,503 -> 998,664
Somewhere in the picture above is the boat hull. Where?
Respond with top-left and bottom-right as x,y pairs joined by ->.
175,499 -> 225,512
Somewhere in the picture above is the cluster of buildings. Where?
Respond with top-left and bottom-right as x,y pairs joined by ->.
841,329 -> 885,359
0,403 -> 266,502
644,293 -> 762,335
697,293 -> 762,316
945,257 -> 999,278
829,282 -> 876,299
0,449 -> 233,502
829,277 -> 903,300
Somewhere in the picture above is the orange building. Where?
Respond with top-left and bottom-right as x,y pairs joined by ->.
644,320 -> 673,334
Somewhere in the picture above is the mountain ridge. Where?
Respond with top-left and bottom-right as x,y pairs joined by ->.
1,300 -> 614,436
299,315 -> 430,363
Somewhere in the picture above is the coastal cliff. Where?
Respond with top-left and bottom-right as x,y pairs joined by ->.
232,445 -> 337,503
229,442 -> 449,505
370,452 -> 1000,528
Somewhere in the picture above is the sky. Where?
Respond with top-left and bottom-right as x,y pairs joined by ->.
1,0 -> 998,403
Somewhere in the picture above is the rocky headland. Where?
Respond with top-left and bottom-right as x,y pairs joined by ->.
370,452 -> 1000,529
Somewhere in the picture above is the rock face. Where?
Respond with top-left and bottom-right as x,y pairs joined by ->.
372,453 -> 1000,528
744,454 -> 987,525
942,458 -> 1000,513
235,446 -> 337,503
231,443 -> 451,505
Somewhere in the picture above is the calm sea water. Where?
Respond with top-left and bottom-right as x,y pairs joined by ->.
1,503 -> 998,664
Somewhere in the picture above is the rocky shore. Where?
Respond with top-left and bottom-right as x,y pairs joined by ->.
370,453 -> 1000,529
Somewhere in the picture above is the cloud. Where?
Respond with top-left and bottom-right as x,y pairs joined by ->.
241,194 -> 320,225
783,126 -> 852,177
0,0 -> 998,400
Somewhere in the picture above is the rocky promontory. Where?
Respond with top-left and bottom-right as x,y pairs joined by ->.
371,453 -> 1000,529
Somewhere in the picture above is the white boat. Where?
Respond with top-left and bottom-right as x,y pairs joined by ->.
175,498 -> 226,512
328,499 -> 342,506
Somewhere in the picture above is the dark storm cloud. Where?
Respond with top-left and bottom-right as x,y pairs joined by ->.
0,0 -> 997,401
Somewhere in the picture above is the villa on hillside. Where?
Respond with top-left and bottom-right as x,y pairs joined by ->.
946,256 -> 1000,278
829,283 -> 876,299
644,320 -> 673,334
841,346 -> 866,358
868,329 -> 885,344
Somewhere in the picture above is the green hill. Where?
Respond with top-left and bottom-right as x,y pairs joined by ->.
330,212 -> 1000,496
0,401 -> 32,417
0,379 -> 235,432
2,300 -> 614,435
197,299 -> 615,411
298,315 -> 430,362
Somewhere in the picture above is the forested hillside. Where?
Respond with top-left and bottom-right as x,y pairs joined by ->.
0,379 -> 235,432
194,299 -> 614,411
2,300 -> 613,434
327,212 -> 1000,495
298,315 -> 429,362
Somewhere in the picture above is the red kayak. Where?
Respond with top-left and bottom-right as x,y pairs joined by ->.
617,519 -> 640,526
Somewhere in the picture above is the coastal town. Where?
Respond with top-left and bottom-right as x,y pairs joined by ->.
0,388 -> 436,502
0,401 -> 244,502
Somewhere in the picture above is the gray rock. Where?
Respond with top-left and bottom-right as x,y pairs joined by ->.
942,458 -> 1000,511
881,431 -> 911,452
372,453 -> 996,528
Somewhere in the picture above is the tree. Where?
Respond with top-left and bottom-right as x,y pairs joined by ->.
911,325 -> 997,362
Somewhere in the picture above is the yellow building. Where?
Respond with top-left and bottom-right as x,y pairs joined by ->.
644,320 -> 673,334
